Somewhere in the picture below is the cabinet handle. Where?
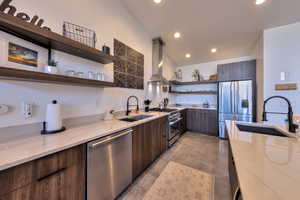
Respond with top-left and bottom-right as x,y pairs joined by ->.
89,129 -> 133,149
37,167 -> 67,182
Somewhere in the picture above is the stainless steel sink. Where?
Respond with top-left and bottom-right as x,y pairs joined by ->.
236,124 -> 288,137
119,115 -> 153,122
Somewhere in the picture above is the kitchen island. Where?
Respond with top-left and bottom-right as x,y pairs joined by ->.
226,120 -> 300,200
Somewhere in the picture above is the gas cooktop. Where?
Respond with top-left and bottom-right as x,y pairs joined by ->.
149,108 -> 179,113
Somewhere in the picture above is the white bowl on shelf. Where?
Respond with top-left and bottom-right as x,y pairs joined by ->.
44,66 -> 59,74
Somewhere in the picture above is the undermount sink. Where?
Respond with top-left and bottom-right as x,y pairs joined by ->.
119,115 -> 153,122
236,124 -> 288,137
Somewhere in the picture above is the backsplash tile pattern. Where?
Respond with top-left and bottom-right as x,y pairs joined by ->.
114,39 -> 144,89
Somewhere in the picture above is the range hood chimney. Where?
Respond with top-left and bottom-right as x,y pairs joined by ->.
149,38 -> 169,84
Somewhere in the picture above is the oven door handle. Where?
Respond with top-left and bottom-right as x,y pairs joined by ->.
170,118 -> 182,125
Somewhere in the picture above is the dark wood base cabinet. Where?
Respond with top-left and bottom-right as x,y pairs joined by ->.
180,109 -> 187,134
0,145 -> 86,200
228,136 -> 243,200
187,109 -> 218,136
132,117 -> 168,179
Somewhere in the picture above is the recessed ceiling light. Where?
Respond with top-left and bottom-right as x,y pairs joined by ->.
153,0 -> 162,4
185,54 -> 191,58
174,32 -> 181,39
211,48 -> 217,53
255,0 -> 266,5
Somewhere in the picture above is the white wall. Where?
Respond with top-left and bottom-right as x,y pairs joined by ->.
174,56 -> 254,106
264,22 -> 300,124
0,0 -> 175,128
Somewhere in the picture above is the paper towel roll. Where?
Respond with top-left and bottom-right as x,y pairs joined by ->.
46,100 -> 62,132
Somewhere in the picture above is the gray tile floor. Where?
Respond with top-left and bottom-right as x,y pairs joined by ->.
118,132 -> 232,200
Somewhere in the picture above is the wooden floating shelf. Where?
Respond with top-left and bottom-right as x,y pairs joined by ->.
0,67 -> 116,88
170,80 -> 218,85
0,13 -> 115,64
170,91 -> 218,95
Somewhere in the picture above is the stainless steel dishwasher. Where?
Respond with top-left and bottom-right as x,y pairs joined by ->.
87,129 -> 133,200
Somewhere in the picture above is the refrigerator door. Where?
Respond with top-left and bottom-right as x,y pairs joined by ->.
235,81 -> 253,122
219,82 -> 234,115
219,81 -> 235,138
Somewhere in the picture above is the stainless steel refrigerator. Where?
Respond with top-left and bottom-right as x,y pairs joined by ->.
219,80 -> 254,139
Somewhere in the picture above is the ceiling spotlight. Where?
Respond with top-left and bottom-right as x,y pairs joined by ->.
153,0 -> 162,4
211,48 -> 217,53
185,54 -> 191,58
255,0 -> 266,5
174,32 -> 181,39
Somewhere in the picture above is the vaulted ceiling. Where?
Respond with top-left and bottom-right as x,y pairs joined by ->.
121,0 -> 300,66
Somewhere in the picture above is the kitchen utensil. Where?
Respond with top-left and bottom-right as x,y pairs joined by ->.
163,98 -> 169,108
144,99 -> 152,112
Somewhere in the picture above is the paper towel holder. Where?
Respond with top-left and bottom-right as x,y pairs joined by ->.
41,121 -> 66,135
41,100 -> 66,135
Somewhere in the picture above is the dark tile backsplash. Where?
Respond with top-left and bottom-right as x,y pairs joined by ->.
113,39 -> 144,90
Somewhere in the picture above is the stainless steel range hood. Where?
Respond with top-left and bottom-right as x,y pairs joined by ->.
149,38 -> 169,85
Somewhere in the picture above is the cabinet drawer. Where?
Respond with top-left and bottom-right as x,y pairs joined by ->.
0,162 -> 85,200
34,162 -> 85,200
0,144 -> 86,196
34,144 -> 86,180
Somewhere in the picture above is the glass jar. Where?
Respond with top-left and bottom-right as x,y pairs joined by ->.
65,70 -> 75,77
96,72 -> 105,81
76,72 -> 84,78
88,71 -> 96,79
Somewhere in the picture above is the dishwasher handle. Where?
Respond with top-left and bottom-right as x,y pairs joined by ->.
89,129 -> 133,149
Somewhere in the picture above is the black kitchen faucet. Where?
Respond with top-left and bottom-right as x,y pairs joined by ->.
262,96 -> 298,133
126,96 -> 139,116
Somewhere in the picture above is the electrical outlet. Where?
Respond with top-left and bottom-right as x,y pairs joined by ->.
22,103 -> 33,119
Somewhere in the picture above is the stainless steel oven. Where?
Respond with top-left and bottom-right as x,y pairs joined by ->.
148,108 -> 182,147
168,111 -> 182,147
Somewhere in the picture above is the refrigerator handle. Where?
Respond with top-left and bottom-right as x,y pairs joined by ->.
236,81 -> 239,116
231,82 -> 234,116
232,82 -> 237,120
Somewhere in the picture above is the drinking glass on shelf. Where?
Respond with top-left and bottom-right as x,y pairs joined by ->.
76,72 -> 84,78
88,71 -> 96,79
96,72 -> 105,81
65,70 -> 75,77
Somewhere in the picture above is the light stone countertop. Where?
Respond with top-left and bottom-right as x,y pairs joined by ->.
226,120 -> 300,200
0,111 -> 169,171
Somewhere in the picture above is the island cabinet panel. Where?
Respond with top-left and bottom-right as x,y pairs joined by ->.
187,109 -> 218,136
228,141 -> 239,199
132,116 -> 168,179
0,145 -> 86,200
